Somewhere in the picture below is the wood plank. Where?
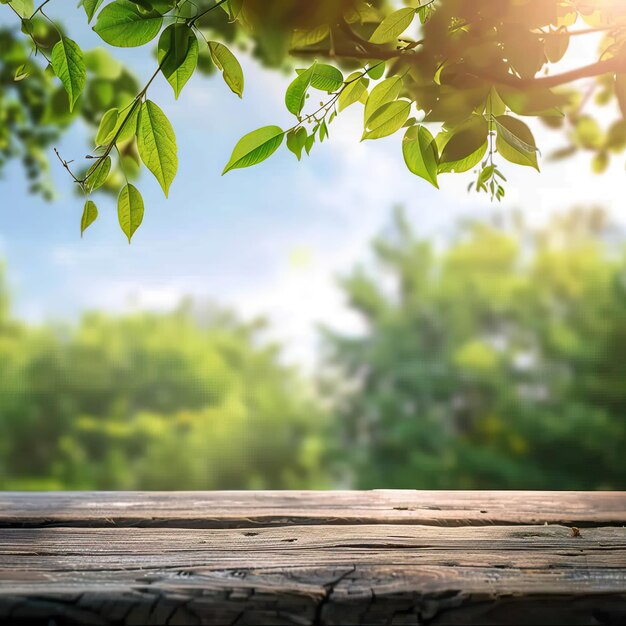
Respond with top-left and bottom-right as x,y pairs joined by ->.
1,492 -> 626,624
1,490 -> 625,528
2,564 -> 626,624
1,525 -> 626,570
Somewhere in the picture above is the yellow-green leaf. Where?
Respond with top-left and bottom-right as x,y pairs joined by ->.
83,0 -> 105,23
494,115 -> 539,170
366,63 -> 385,80
51,37 -> 86,112
291,25 -> 329,48
338,72 -> 369,112
93,0 -> 163,48
81,200 -> 98,236
137,100 -> 178,197
402,125 -> 439,188
439,117 -> 489,173
364,76 -> 403,125
85,156 -> 111,192
95,108 -> 119,145
223,125 -> 284,174
117,183 -> 144,243
362,99 -> 411,140
158,24 -> 198,99
7,0 -> 33,18
286,127 -> 307,161
285,63 -> 316,116
297,64 -> 344,93
114,101 -> 140,144
208,41 -> 244,98
369,7 -> 416,44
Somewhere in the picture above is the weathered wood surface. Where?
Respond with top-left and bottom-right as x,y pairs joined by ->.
1,491 -> 625,625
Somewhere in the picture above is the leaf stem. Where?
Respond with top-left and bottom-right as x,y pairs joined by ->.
6,3 -> 52,63
30,0 -> 53,19
81,55 -> 170,185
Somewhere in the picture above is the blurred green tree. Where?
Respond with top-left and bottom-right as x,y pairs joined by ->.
0,277 -> 328,489
324,207 -> 626,489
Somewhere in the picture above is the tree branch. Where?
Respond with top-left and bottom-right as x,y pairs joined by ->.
489,56 -> 624,90
291,42 -> 625,91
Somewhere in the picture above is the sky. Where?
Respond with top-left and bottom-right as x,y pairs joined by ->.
1,5 -> 625,367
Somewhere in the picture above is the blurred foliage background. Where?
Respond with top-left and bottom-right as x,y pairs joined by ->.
1,206 -> 626,490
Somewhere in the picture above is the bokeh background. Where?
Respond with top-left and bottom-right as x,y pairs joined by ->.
1,5 -> 625,490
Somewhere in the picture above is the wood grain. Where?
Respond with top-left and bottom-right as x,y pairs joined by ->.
1,490 -> 625,527
1,491 -> 625,624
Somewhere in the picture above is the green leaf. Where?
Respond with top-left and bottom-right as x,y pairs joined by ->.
14,63 -> 29,81
114,102 -> 140,143
95,108 -> 119,145
158,24 -> 198,99
417,3 -> 434,23
6,0 -> 33,17
129,0 -> 175,12
85,156 -> 111,192
117,183 -> 144,243
286,63 -> 316,116
291,25 -> 329,48
93,0 -> 163,48
488,87 -> 507,117
369,7 -> 416,44
51,38 -> 86,112
83,0 -> 105,22
80,200 -> 98,236
225,0 -> 243,20
364,76 -> 403,125
20,17 -> 34,36
494,115 -> 539,170
223,125 -> 284,174
402,125 -> 439,188
137,100 -> 178,197
319,119 -> 328,142
439,116 -> 489,173
208,41 -> 244,98
304,132 -> 315,155
363,99 -> 411,140
338,72 -> 369,112
297,64 -> 343,93
366,63 -> 385,80
286,127 -> 307,161
94,102 -> 140,147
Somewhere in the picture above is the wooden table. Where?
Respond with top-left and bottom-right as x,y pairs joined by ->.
1,491 -> 625,624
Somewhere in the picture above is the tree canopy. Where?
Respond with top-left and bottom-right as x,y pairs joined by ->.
2,0 -> 626,239
325,207 -> 626,489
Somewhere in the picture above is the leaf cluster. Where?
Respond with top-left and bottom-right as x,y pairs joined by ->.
3,0 -> 626,239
